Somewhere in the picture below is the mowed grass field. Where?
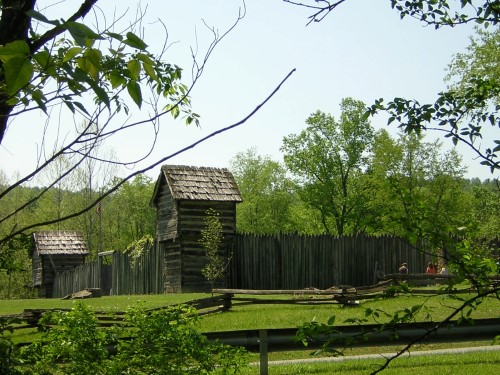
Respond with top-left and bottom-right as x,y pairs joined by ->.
2,290 -> 500,330
2,291 -> 500,373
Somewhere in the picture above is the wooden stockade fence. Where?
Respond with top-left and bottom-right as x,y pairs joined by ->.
53,233 -> 435,298
111,244 -> 164,295
52,261 -> 109,298
53,243 -> 164,298
229,233 -> 434,289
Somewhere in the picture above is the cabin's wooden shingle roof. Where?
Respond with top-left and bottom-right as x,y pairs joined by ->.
152,165 -> 242,204
32,231 -> 89,255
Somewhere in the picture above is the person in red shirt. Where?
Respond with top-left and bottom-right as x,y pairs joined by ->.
426,262 -> 436,274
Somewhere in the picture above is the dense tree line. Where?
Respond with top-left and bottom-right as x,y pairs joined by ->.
231,132 -> 499,240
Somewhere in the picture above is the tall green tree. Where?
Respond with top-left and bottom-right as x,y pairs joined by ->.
466,180 -> 500,239
446,27 -> 500,102
230,148 -> 300,234
281,98 -> 374,235
100,174 -> 156,252
367,130 -> 468,239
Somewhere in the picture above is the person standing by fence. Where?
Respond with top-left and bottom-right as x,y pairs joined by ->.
426,262 -> 436,274
399,263 -> 408,274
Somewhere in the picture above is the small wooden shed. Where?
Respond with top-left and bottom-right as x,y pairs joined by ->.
151,165 -> 242,292
31,231 -> 89,298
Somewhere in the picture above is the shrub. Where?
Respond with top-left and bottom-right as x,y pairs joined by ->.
19,302 -> 248,374
21,302 -> 112,374
111,304 -> 247,374
0,317 -> 22,375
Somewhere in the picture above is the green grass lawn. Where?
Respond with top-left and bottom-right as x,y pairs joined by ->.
2,291 -> 500,373
2,291 -> 499,332
0,293 -> 208,315
199,292 -> 500,332
239,350 -> 500,374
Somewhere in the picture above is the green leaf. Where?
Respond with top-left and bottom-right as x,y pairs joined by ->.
64,100 -> 76,113
137,53 -> 153,65
109,71 -> 126,89
32,89 -> 48,113
123,32 -> 148,50
63,47 -> 83,62
327,315 -> 336,325
127,59 -> 141,80
127,81 -> 142,108
5,40 -> 30,55
72,66 -> 90,82
26,9 -> 60,26
73,101 -> 90,115
33,50 -> 56,76
76,49 -> 102,81
137,54 -> 158,80
4,56 -> 34,95
105,32 -> 124,41
143,62 -> 157,80
0,40 -> 30,63
90,81 -> 110,107
66,21 -> 103,47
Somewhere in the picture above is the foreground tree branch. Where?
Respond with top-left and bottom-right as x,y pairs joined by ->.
0,68 -> 296,246
284,0 -> 500,28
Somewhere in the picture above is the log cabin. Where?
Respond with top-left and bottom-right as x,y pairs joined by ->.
31,231 -> 89,298
151,165 -> 242,292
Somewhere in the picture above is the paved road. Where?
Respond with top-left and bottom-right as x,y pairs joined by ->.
252,345 -> 500,366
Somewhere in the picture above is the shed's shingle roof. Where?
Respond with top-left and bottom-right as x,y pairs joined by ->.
152,165 -> 242,203
32,231 -> 89,255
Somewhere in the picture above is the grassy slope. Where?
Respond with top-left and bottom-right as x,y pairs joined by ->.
0,293 -> 208,315
2,292 -> 499,373
2,292 -> 500,331
199,293 -> 500,331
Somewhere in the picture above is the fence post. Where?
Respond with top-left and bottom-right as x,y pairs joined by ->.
259,329 -> 268,375
222,293 -> 233,311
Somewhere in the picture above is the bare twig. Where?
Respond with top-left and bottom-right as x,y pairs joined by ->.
0,68 -> 296,245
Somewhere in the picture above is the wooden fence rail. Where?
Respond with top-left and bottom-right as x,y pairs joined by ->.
204,319 -> 500,375
6,295 -> 230,333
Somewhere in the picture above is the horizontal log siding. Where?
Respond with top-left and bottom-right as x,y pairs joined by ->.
163,240 -> 181,293
155,183 -> 178,241
177,200 -> 236,292
229,234 -> 433,289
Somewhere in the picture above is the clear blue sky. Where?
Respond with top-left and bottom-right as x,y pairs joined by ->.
1,0 -> 495,182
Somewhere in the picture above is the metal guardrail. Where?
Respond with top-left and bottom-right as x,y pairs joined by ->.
204,318 -> 500,375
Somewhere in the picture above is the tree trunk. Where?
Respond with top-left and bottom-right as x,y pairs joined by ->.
0,0 -> 36,144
